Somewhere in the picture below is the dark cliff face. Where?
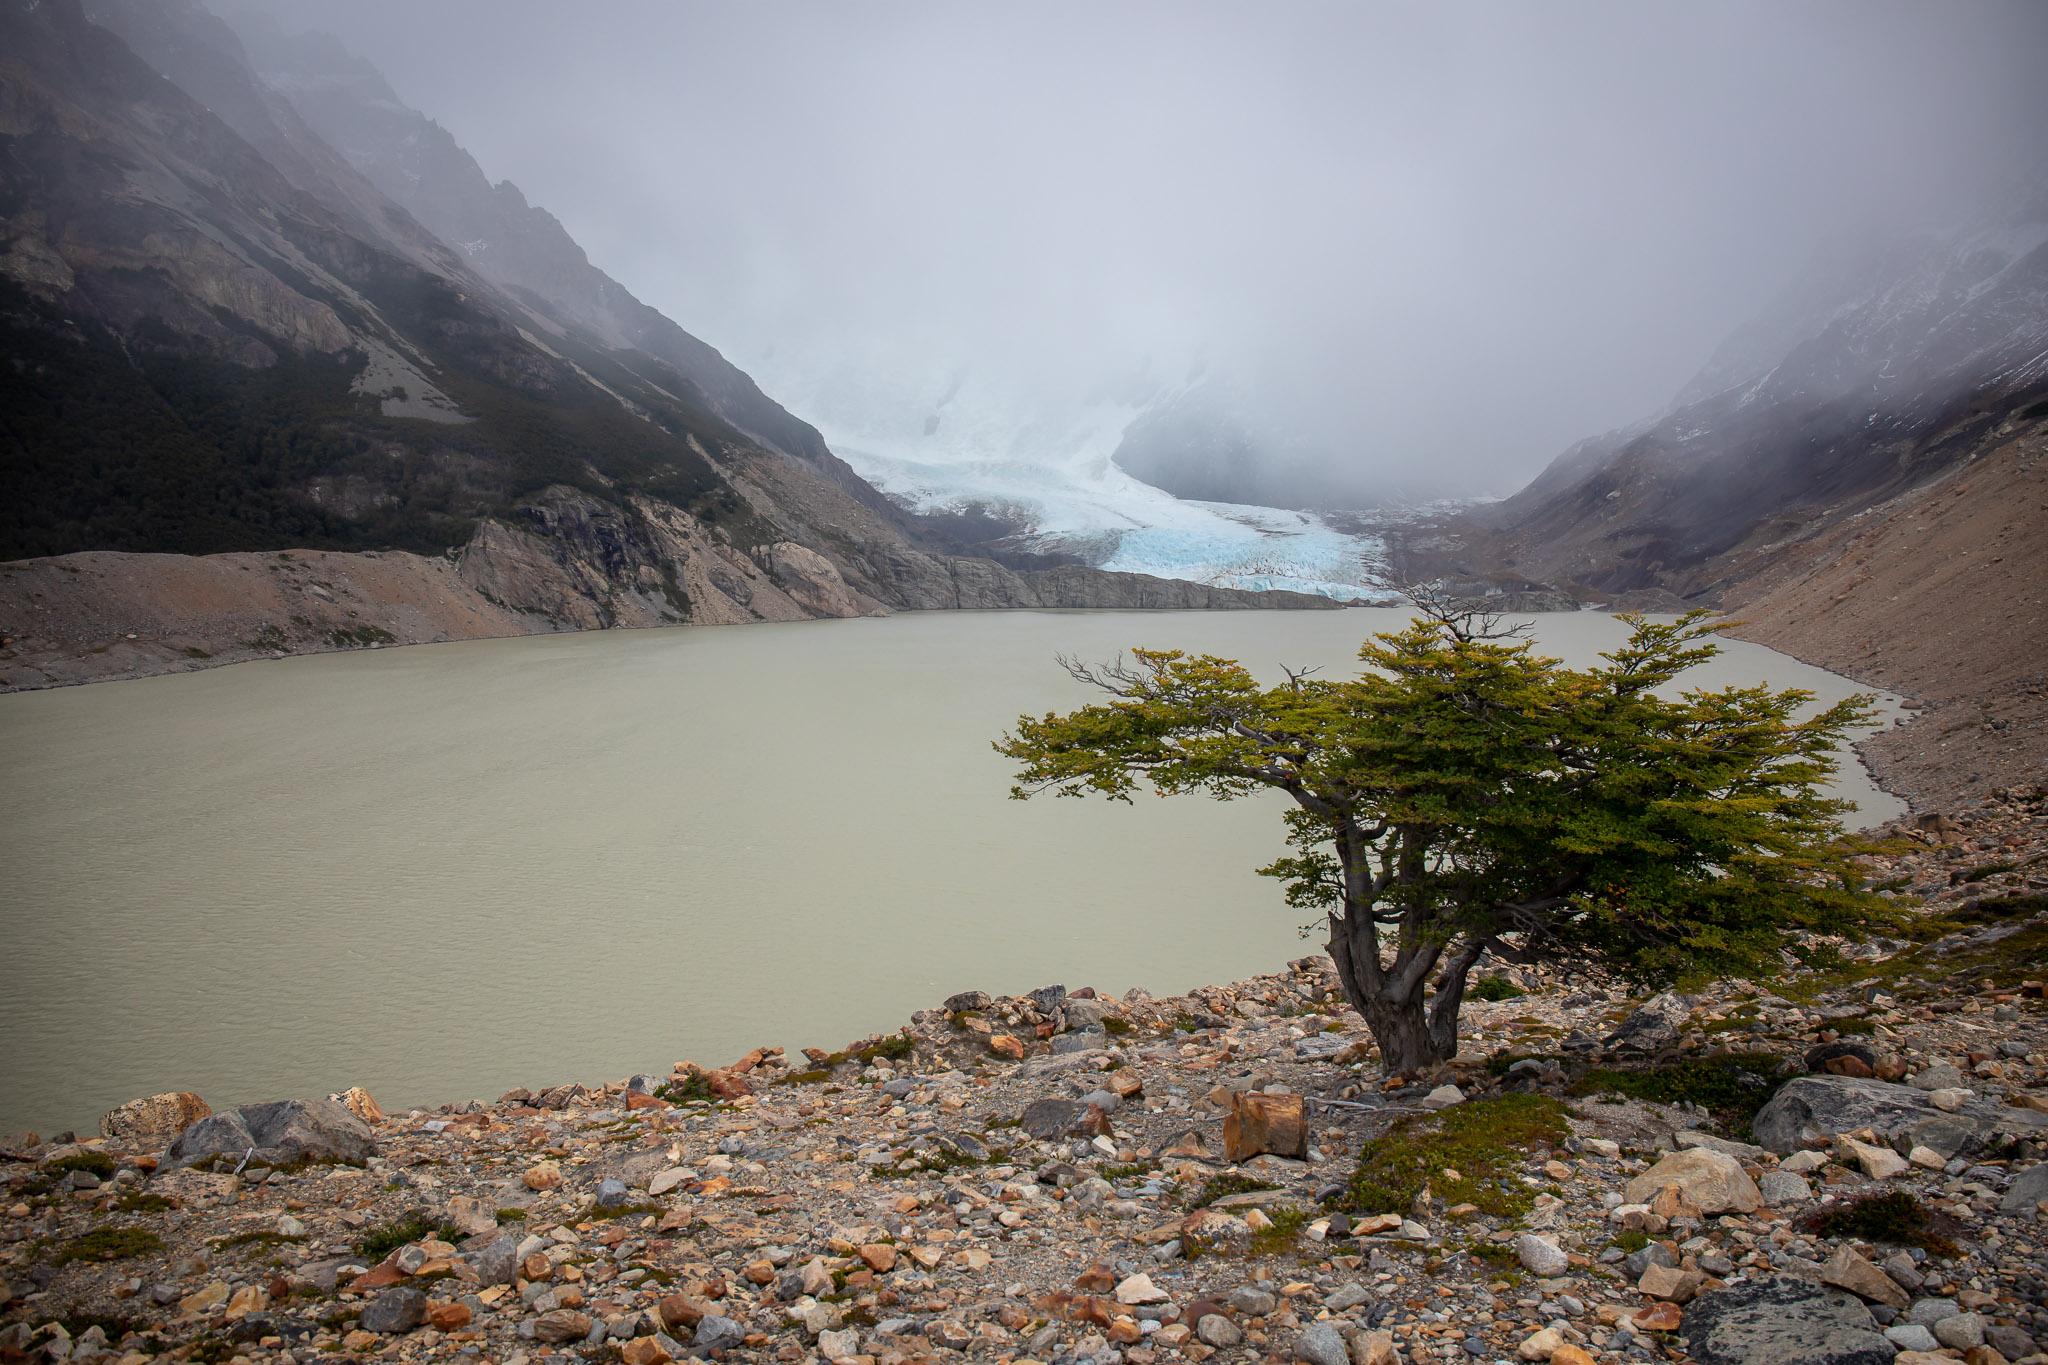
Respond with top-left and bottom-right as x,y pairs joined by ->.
1462,212 -> 2048,601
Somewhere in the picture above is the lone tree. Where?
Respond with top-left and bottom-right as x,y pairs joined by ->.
997,604 -> 1887,1073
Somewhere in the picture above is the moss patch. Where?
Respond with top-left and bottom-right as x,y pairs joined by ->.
55,1228 -> 163,1264
1337,1094 -> 1572,1222
1567,1054 -> 1786,1129
1468,976 -> 1527,1003
45,1152 -> 117,1180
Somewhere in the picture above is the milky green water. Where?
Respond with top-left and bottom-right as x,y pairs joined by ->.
0,609 -> 1901,1135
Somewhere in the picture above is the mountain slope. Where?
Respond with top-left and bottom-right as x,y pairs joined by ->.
1462,212 -> 2048,603
0,0 -> 1338,690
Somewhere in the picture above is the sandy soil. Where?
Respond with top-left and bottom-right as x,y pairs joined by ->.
1723,426 -> 2048,813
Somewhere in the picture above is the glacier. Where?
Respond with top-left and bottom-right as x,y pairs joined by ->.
774,366 -> 1396,599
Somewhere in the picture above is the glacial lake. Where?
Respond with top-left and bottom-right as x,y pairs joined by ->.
0,608 -> 1903,1135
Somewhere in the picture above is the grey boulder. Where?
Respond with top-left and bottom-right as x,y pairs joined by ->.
690,1315 -> 744,1354
1603,991 -> 1691,1053
1292,1322 -> 1350,1365
2000,1161 -> 2048,1213
1019,1099 -> 1084,1140
1681,1275 -> 1894,1365
359,1287 -> 426,1334
165,1099 -> 375,1169
1751,1074 -> 2047,1156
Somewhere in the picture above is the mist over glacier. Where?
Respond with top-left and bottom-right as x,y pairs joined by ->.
765,359 -> 1392,597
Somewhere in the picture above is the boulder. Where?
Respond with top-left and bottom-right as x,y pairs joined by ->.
165,1099 -> 374,1169
1603,992 -> 1690,1052
1293,1322 -> 1349,1365
1223,1091 -> 1307,1160
691,1316 -> 744,1353
100,1093 -> 211,1148
1758,1171 -> 1812,1206
1821,1247 -> 1910,1310
942,991 -> 992,1013
1751,1074 -> 2048,1156
1621,1148 -> 1761,1214
1999,1161 -> 2048,1213
1019,1099 -> 1084,1141
358,1287 -> 426,1334
1514,1234 -> 1569,1277
1681,1275 -> 1895,1365
1909,1062 -> 1965,1091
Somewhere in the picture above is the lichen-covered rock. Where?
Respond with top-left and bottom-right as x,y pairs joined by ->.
99,1093 -> 211,1147
1681,1275 -> 1895,1365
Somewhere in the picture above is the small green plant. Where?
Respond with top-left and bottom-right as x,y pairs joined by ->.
1466,1240 -> 1517,1269
1190,1174 -> 1281,1209
46,1152 -> 117,1180
55,1228 -> 163,1264
114,1192 -> 174,1214
1467,976 -> 1527,1002
1102,1017 -> 1133,1036
495,1208 -> 527,1223
1339,1094 -> 1572,1221
869,1032 -> 915,1062
1806,1191 -> 1960,1257
1960,861 -> 2018,883
589,1202 -> 663,1221
1611,1229 -> 1650,1253
655,1073 -> 712,1104
1098,1161 -> 1157,1181
1247,1205 -> 1309,1257
325,624 -> 396,649
355,1214 -> 461,1261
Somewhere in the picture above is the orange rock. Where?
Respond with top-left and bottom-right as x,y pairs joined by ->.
653,1294 -> 709,1331
523,1161 -> 562,1191
1107,1315 -> 1144,1344
425,1302 -> 471,1332
1222,1091 -> 1307,1162
705,1070 -> 754,1099
624,1092 -> 669,1111
988,1035 -> 1025,1060
1075,1262 -> 1118,1292
1549,1347 -> 1598,1365
620,1339 -> 671,1365
1632,1302 -> 1683,1333
333,1086 -> 385,1125
349,1264 -> 404,1292
858,1244 -> 897,1273
1825,1055 -> 1875,1078
743,1260 -> 776,1285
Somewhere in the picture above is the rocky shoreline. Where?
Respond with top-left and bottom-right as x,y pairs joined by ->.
5,790 -> 2047,1365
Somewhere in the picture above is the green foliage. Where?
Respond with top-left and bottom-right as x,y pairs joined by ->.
354,1214 -> 461,1261
1339,1094 -> 1572,1221
868,1032 -> 915,1062
1567,1055 -> 1786,1129
55,1227 -> 163,1264
1807,1191 -> 1959,1257
655,1073 -> 712,1104
998,611 -> 1888,1068
1960,861 -> 2018,883
495,1208 -> 527,1223
1610,1229 -> 1651,1253
1189,1174 -> 1280,1209
325,624 -> 396,649
1467,976 -> 1527,1002
1101,1016 -> 1134,1036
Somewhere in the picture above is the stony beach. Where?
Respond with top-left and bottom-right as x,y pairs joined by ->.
5,787 -> 2047,1365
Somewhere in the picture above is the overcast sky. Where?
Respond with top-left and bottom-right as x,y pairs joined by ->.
244,0 -> 2048,497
